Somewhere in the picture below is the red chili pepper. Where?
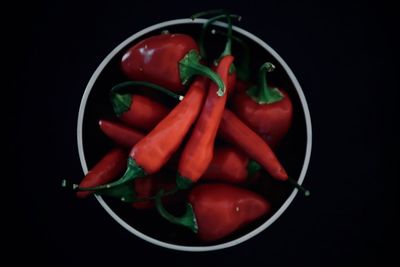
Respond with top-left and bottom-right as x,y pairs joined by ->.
75,148 -> 128,198
219,109 -> 288,181
99,118 -> 259,184
73,77 -> 209,202
156,183 -> 270,242
99,119 -> 145,148
231,62 -> 293,147
177,55 -> 234,187
201,146 -> 260,183
121,33 -> 225,95
112,93 -> 171,131
108,88 -> 288,184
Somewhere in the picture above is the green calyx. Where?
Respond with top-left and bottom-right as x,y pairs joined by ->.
179,49 -> 226,96
176,173 -> 193,190
212,29 -> 250,81
110,91 -> 131,117
246,62 -> 284,104
76,157 -> 145,202
110,81 -> 183,116
155,189 -> 198,233
247,160 -> 261,178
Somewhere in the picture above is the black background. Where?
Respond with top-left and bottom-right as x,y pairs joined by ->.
8,0 -> 397,266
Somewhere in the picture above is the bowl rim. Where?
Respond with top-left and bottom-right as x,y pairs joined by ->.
77,18 -> 312,252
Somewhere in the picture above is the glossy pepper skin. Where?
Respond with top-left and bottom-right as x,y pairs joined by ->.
189,183 -> 270,242
131,77 -> 208,174
99,118 -> 258,183
75,78 -> 208,202
177,55 -> 235,186
117,94 -> 171,131
107,91 -> 287,182
156,183 -> 270,242
232,63 -> 293,147
99,119 -> 145,148
201,146 -> 252,183
219,109 -> 288,181
121,34 -> 225,94
77,148 -> 127,198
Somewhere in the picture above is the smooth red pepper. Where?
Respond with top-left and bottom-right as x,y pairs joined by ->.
74,77 -> 209,202
121,33 -> 225,95
107,89 -> 288,183
112,94 -> 171,131
219,109 -> 288,181
75,148 -> 127,198
156,183 -> 270,242
201,146 -> 260,183
177,55 -> 235,187
98,118 -> 259,184
231,63 -> 293,147
99,119 -> 145,148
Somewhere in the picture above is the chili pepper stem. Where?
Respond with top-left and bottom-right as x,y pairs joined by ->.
155,189 -> 198,233
179,50 -> 226,96
212,29 -> 251,81
246,62 -> 284,104
110,81 -> 182,116
287,177 -> 310,197
176,174 -> 193,190
63,157 -> 145,202
196,14 -> 240,59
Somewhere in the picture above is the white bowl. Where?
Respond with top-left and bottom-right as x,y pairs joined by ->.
77,18 -> 312,252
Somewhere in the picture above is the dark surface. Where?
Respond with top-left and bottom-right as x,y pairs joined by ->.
9,1 -> 397,266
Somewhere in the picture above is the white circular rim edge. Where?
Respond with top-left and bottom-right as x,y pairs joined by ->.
77,18 -> 312,252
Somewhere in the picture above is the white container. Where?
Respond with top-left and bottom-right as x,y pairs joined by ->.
77,18 -> 312,252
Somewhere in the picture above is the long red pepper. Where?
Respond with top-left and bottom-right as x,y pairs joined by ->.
177,56 -> 234,187
99,119 -> 259,183
75,148 -> 127,198
73,77 -> 209,202
219,109 -> 288,180
99,119 -> 145,148
176,12 -> 236,187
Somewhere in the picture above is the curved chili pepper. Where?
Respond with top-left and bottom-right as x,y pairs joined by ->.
74,148 -> 128,198
99,119 -> 145,148
177,55 -> 234,188
111,93 -> 171,131
201,146 -> 260,183
121,33 -> 225,95
219,109 -> 288,181
232,62 -> 293,147
156,183 -> 270,242
73,77 -> 209,202
99,118 -> 259,184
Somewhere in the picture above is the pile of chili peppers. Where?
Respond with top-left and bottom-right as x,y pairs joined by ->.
63,10 -> 309,243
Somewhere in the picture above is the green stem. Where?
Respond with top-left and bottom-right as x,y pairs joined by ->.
191,9 -> 228,20
110,81 -> 182,116
212,29 -> 250,81
197,14 -> 240,59
287,177 -> 310,197
246,62 -> 284,104
66,157 -> 145,202
155,190 -> 198,233
176,173 -> 193,190
179,50 -> 226,96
